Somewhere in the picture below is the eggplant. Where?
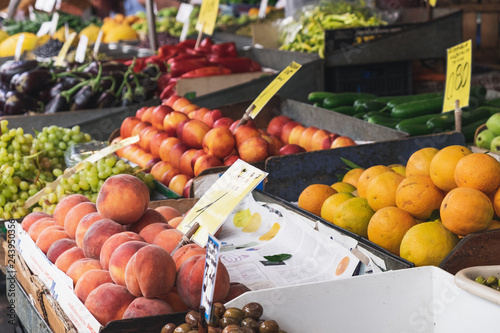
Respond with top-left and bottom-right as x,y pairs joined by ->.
50,77 -> 83,99
84,61 -> 128,76
4,92 -> 42,115
44,93 -> 70,113
38,84 -> 57,104
0,60 -> 38,85
96,91 -> 117,108
71,63 -> 103,111
0,88 -> 7,111
14,68 -> 55,94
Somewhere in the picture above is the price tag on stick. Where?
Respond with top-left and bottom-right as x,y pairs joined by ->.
14,34 -> 25,61
200,235 -> 221,325
196,0 -> 220,36
176,3 -> 194,42
258,0 -> 269,19
429,0 -> 437,7
75,35 -> 89,63
443,40 -> 472,113
50,12 -> 59,36
55,32 -> 77,66
93,30 -> 104,58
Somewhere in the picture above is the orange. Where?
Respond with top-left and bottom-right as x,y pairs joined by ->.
494,187 -> 500,217
330,182 -> 356,193
366,171 -> 405,211
298,184 -> 337,216
333,197 -> 374,237
320,192 -> 355,224
342,168 -> 365,188
389,164 -> 406,177
440,187 -> 494,236
429,145 -> 472,192
487,220 -> 500,231
367,207 -> 417,256
405,147 -> 439,177
454,153 -> 500,195
395,175 -> 444,220
357,165 -> 394,198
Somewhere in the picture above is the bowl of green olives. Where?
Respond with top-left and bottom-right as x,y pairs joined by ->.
455,265 -> 500,305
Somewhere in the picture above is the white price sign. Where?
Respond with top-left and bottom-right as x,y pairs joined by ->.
176,3 -> 194,42
200,235 -> 221,324
35,0 -> 56,12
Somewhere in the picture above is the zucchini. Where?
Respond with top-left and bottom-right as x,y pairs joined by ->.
391,97 -> 443,119
397,114 -> 440,127
366,115 -> 402,129
323,93 -> 377,109
353,112 -> 365,119
313,102 -> 323,108
462,118 -> 488,143
308,91 -> 337,103
470,85 -> 487,102
396,123 -> 433,136
328,106 -> 358,116
387,92 -> 443,109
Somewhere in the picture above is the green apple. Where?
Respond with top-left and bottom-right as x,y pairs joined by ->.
490,136 -> 500,153
476,129 -> 496,149
486,113 -> 500,136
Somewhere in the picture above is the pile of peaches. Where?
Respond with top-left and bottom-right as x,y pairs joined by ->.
20,174 -> 237,326
113,94 -> 357,196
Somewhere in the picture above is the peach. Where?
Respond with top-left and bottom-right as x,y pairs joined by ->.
161,168 -> 181,187
36,225 -> 69,254
109,241 -> 148,286
154,206 -> 182,221
152,229 -> 184,254
125,245 -> 177,297
74,269 -> 113,304
213,117 -> 234,129
139,223 -> 173,243
193,154 -> 222,176
85,283 -> 136,326
331,136 -> 356,148
75,212 -> 103,248
140,107 -> 155,124
27,217 -> 55,242
96,174 -> 150,225
183,179 -> 193,198
46,239 -> 77,264
21,212 -> 51,232
233,125 -> 260,147
64,202 -> 97,239
127,208 -> 168,234
168,216 -> 183,229
135,106 -> 148,120
267,115 -> 292,138
176,255 -> 230,309
189,108 -> 210,121
136,153 -> 157,170
202,127 -> 236,160
202,109 -> 223,127
100,232 -> 145,270
164,94 -> 181,107
260,133 -> 279,156
179,149 -> 198,177
169,174 -> 191,196
151,105 -> 173,130
122,297 -> 174,319
131,121 -> 152,138
149,131 -> 170,158
224,282 -> 251,303
82,219 -> 124,259
139,126 -> 160,153
278,144 -> 306,155
53,194 -> 90,227
237,137 -> 269,163
191,149 -> 207,168
169,142 -> 189,170
180,104 -> 200,115
55,247 -> 85,273
159,137 -> 181,162
230,119 -> 256,132
150,161 -> 174,182
298,126 -> 318,151
172,243 -> 206,270
120,117 -> 142,138
163,111 -> 189,137
288,125 -> 306,146
310,129 -> 337,151
119,144 -> 140,160
66,258 -> 102,286
280,121 -> 301,144
157,288 -> 189,312
180,119 -> 210,149
223,154 -> 240,166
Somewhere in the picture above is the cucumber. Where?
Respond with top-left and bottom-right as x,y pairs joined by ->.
485,98 -> 500,108
308,91 -> 337,103
353,97 -> 372,110
397,113 -> 440,127
361,100 -> 387,112
470,85 -> 487,102
353,112 -> 365,119
387,92 -> 444,109
372,96 -> 402,103
328,106 -> 358,116
313,102 -> 323,108
323,93 -> 377,109
396,123 -> 433,136
427,107 -> 491,132
462,118 -> 488,143
391,97 -> 443,119
477,105 -> 500,116
363,111 -> 393,121
366,114 -> 402,129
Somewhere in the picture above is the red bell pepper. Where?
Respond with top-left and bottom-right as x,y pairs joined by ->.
169,58 -> 211,77
158,45 -> 179,59
194,37 -> 214,54
211,42 -> 238,57
157,73 -> 171,91
167,53 -> 206,65
208,57 -> 262,73
144,56 -> 167,72
160,82 -> 177,100
180,66 -> 232,78
177,39 -> 197,51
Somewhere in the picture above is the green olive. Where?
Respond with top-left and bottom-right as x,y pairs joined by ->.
242,302 -> 263,321
220,316 -> 240,328
224,308 -> 245,323
213,302 -> 226,318
241,318 -> 259,332
161,323 -> 176,333
259,320 -> 279,333
185,310 -> 200,327
174,323 -> 193,333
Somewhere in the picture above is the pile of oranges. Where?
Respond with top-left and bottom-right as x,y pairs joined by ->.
297,145 -> 500,267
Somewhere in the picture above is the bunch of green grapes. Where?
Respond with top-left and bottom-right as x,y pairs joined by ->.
38,156 -> 155,214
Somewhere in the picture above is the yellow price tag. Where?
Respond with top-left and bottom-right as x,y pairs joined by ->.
55,32 -> 77,67
196,0 -> 220,36
443,40 -> 471,112
177,159 -> 267,247
248,61 -> 302,118
429,0 -> 437,7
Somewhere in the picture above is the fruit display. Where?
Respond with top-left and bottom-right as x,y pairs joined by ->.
20,179 -> 233,326
297,145 -> 500,267
112,94 -> 357,196
307,87 -> 496,141
160,302 -> 285,332
475,112 -> 500,153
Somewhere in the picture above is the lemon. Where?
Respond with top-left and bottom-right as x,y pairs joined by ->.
0,33 -> 37,57
259,223 -> 281,241
400,221 -> 459,267
320,192 -> 354,225
389,164 -> 406,177
0,30 -> 9,44
333,197 -> 375,237
331,182 -> 356,193
79,24 -> 101,44
233,208 -> 251,228
241,212 -> 262,233
103,23 -> 138,43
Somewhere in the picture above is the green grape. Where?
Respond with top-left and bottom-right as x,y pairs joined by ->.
28,188 -> 38,196
12,212 -> 21,219
71,184 -> 80,192
53,169 -> 63,177
3,211 -> 10,220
